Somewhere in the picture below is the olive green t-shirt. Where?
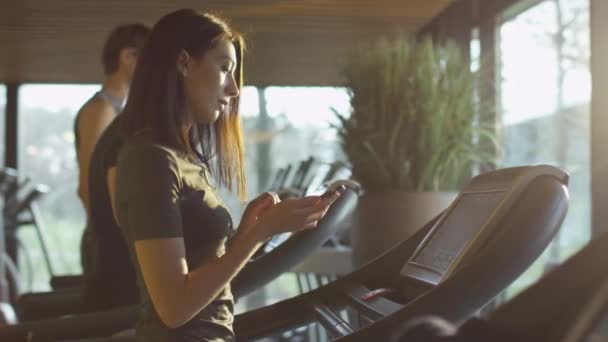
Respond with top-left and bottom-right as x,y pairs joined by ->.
115,136 -> 235,342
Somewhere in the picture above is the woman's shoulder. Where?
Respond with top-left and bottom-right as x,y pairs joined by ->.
120,135 -> 179,159
117,135 -> 184,173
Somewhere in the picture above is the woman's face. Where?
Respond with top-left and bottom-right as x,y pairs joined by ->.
179,38 -> 239,124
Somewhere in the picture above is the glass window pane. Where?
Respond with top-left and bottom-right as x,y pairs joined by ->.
18,84 -> 99,291
240,86 -> 260,118
263,86 -> 350,166
498,0 -> 590,297
224,85 -> 350,208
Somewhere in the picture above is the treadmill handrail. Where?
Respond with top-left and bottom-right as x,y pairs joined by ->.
313,303 -> 354,338
233,213 -> 443,340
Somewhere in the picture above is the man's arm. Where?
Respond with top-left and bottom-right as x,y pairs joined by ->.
77,100 -> 116,216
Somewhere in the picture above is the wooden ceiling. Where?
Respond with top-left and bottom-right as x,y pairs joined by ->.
0,0 -> 453,86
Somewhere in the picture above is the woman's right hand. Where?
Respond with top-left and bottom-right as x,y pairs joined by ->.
252,188 -> 343,241
238,192 -> 280,234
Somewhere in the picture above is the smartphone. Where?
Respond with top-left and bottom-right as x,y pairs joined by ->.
320,184 -> 345,199
320,189 -> 337,199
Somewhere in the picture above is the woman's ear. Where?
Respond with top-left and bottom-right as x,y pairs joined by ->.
177,49 -> 191,77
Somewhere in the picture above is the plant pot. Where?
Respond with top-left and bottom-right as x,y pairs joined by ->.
350,190 -> 457,268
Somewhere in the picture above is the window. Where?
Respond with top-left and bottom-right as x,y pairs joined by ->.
18,84 -> 99,291
498,0 -> 590,296
262,87 -> 350,164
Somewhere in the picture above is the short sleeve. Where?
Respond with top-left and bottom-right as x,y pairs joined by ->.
115,141 -> 183,241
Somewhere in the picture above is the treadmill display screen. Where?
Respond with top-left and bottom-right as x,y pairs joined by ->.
406,191 -> 505,278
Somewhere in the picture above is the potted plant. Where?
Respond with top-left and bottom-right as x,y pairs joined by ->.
334,36 -> 498,267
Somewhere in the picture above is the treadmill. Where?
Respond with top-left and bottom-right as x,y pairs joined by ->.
234,165 -> 569,341
391,230 -> 608,342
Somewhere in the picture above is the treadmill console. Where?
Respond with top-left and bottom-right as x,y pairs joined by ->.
400,190 -> 506,285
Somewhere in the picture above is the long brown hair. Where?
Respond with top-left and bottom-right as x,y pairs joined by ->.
121,9 -> 247,200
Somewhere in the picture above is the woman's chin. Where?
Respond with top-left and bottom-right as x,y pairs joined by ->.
196,111 -> 221,125
210,110 -> 221,122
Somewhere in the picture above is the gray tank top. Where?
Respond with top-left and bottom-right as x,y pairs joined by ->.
96,89 -> 124,114
74,89 -> 125,157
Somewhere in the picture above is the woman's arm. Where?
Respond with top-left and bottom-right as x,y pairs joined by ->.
134,227 -> 262,328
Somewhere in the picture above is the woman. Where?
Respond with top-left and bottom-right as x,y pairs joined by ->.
112,9 -> 341,341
